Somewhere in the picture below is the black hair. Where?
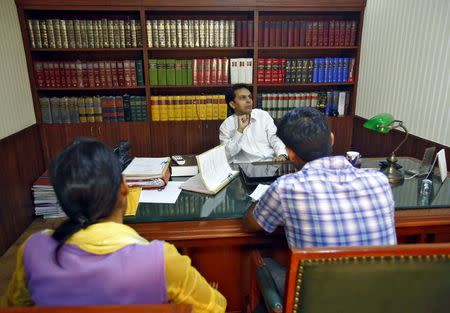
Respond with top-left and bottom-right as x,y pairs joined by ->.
225,83 -> 251,106
276,107 -> 332,162
49,138 -> 123,265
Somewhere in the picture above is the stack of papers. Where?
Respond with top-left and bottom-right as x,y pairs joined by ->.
32,173 -> 65,219
122,157 -> 171,189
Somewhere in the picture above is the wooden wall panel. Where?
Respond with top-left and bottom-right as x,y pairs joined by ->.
0,125 -> 44,256
352,116 -> 450,169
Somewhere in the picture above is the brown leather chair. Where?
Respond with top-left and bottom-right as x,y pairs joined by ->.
250,243 -> 450,313
0,304 -> 192,313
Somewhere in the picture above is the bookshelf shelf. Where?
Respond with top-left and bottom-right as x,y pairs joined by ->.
30,48 -> 144,52
258,46 -> 358,50
37,86 -> 146,91
149,84 -> 232,89
257,82 -> 354,87
148,48 -> 253,51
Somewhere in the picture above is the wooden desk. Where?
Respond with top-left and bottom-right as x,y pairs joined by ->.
126,158 -> 450,312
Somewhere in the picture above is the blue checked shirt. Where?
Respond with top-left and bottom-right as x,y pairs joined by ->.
253,156 -> 397,248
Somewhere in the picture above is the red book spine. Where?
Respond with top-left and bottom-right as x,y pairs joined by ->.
198,59 -> 204,85
111,61 -> 119,87
242,21 -> 248,48
59,63 -> 66,88
82,63 -> 89,88
93,61 -> 101,87
269,21 -> 276,47
204,59 -> 211,85
216,58 -> 222,84
257,59 -> 265,83
350,21 -> 357,45
293,21 -> 300,46
72,62 -> 79,87
299,21 -> 306,46
329,20 -> 335,46
192,59 -> 198,85
211,58 -> 217,84
271,58 -> 279,83
311,21 -> 318,46
344,21 -> 351,46
305,22 -> 312,46
222,58 -> 229,84
99,61 -> 107,87
116,61 -> 125,86
264,58 -> 272,83
275,21 -> 282,47
339,21 -> 346,46
130,60 -> 137,86
123,59 -> 132,87
263,21 -> 270,47
34,62 -> 44,87
317,21 -> 324,46
323,21 -> 329,46
258,22 -> 264,47
63,62 -> 71,87
105,61 -> 113,87
281,21 -> 288,47
87,62 -> 95,87
247,20 -> 253,47
48,62 -> 56,87
287,21 -> 294,47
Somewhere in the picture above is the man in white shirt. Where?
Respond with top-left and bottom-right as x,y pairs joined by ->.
219,84 -> 287,163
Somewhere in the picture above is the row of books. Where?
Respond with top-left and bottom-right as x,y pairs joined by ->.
148,58 -> 227,86
148,58 -> 253,86
258,20 -> 357,47
146,19 -> 253,48
150,95 -> 228,121
34,60 -> 144,88
27,18 -> 142,49
257,58 -> 355,84
40,95 -> 147,124
257,91 -> 350,118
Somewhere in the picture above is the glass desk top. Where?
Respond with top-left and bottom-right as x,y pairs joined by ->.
125,158 -> 450,224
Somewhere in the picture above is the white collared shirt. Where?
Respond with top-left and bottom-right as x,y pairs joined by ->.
219,109 -> 286,163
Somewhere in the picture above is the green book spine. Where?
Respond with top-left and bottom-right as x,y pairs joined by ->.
135,60 -> 144,85
140,96 -> 148,121
187,59 -> 193,85
148,59 -> 158,86
166,59 -> 176,85
157,59 -> 167,86
175,59 -> 183,85
181,60 -> 188,85
130,96 -> 138,121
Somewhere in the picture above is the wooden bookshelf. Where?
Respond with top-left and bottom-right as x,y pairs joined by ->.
16,0 -> 366,166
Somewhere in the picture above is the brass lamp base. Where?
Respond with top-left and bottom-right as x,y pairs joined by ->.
382,154 -> 404,184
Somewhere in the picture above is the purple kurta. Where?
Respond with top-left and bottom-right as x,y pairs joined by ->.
23,232 -> 166,306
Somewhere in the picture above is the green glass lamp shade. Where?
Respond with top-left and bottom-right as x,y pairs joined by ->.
363,113 -> 395,134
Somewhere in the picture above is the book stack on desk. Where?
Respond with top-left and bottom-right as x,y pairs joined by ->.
32,172 -> 65,218
122,157 -> 171,189
170,155 -> 199,177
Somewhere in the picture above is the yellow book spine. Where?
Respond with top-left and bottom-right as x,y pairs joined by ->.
198,95 -> 207,120
174,95 -> 182,121
159,96 -> 168,121
211,95 -> 219,120
179,95 -> 186,121
150,96 -> 160,121
218,95 -> 228,119
167,96 -> 175,121
205,95 -> 213,120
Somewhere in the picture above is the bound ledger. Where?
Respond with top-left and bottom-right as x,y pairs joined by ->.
122,157 -> 171,189
181,145 -> 239,195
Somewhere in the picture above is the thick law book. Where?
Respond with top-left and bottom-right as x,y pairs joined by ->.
123,157 -> 171,190
170,155 -> 199,177
180,145 -> 239,195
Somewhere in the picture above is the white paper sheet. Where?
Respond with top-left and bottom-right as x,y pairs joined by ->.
197,145 -> 235,191
249,184 -> 270,201
138,181 -> 183,204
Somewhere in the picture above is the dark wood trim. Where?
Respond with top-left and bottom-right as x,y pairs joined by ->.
0,125 -> 44,256
352,115 -> 450,169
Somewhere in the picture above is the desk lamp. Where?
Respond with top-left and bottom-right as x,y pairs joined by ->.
363,113 -> 409,184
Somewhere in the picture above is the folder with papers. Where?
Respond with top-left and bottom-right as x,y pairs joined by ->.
181,145 -> 239,195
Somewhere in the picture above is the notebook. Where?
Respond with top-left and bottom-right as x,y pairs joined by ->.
181,145 -> 239,195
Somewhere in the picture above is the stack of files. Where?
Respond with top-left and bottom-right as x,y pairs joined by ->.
122,157 -> 171,189
32,172 -> 65,218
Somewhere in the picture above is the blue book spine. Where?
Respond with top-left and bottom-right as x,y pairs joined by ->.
324,58 -> 329,83
313,58 -> 320,83
333,57 -> 339,82
318,59 -> 325,83
337,58 -> 344,82
343,58 -> 349,82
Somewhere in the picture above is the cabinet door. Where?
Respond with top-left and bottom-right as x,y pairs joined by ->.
127,122 -> 152,157
327,116 -> 353,155
40,124 -> 68,166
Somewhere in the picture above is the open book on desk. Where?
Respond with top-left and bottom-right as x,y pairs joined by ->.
181,145 -> 239,195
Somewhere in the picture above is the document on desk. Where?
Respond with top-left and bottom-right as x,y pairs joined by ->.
249,184 -> 270,201
139,181 -> 183,203
181,145 -> 239,195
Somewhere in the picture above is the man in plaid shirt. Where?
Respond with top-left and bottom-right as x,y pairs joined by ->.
243,107 -> 396,294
